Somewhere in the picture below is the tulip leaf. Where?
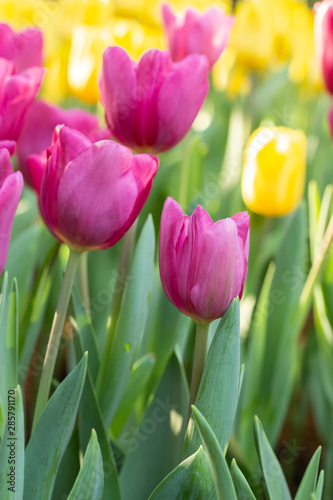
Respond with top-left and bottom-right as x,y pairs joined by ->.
184,298 -> 240,458
148,447 -> 215,499
73,333 -> 121,500
191,405 -> 237,500
294,447 -> 321,500
314,471 -> 324,500
119,350 -> 188,500
254,416 -> 292,500
111,353 -> 156,437
98,215 -> 155,426
0,386 -> 24,500
230,459 -> 256,500
51,431 -> 80,500
67,430 -> 104,500
24,354 -> 88,500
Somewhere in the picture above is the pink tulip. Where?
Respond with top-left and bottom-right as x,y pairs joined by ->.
161,4 -> 234,68
17,100 -> 110,187
0,143 -> 23,274
314,0 -> 333,94
28,125 -> 158,251
99,47 -> 209,153
0,23 -> 43,72
159,197 -> 249,323
0,58 -> 44,141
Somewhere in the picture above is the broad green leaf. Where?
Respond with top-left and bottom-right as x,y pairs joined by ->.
295,447 -> 321,500
191,406 -> 237,500
230,459 -> 256,500
0,386 -> 24,500
71,285 -> 100,383
112,353 -> 156,436
119,351 -> 188,500
149,447 -> 215,500
24,354 -> 88,500
98,215 -> 155,426
51,431 -> 80,500
67,430 -> 103,500
254,416 -> 292,500
73,335 -> 121,500
185,299 -> 240,457
314,470 -> 324,500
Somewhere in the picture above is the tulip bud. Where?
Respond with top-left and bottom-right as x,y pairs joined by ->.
0,58 -> 44,141
0,23 -> 43,72
242,127 -> 306,217
28,125 -> 158,251
161,3 -> 234,68
159,197 -> 249,323
314,0 -> 333,94
99,47 -> 209,153
17,99 -> 110,187
0,143 -> 23,274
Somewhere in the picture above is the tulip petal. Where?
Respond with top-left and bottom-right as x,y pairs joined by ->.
155,54 -> 209,152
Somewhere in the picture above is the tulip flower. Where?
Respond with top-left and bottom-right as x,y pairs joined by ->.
99,47 -> 209,153
161,4 -> 234,68
314,0 -> 333,94
17,100 -> 109,187
0,58 -> 44,141
0,23 -> 43,72
159,197 -> 249,324
28,125 -> 158,251
0,143 -> 23,274
242,127 -> 306,217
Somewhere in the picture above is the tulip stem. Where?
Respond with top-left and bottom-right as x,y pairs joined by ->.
96,221 -> 138,398
78,251 -> 90,316
32,249 -> 81,431
188,322 -> 210,420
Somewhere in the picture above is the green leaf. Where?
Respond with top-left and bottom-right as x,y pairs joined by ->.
98,215 -> 155,426
295,447 -> 321,500
0,386 -> 24,500
51,431 -> 80,500
314,470 -> 324,500
191,406 -> 237,500
73,335 -> 121,500
112,353 -> 156,436
254,416 -> 292,500
149,447 -> 215,500
185,299 -> 240,457
67,430 -> 104,500
24,354 -> 88,500
119,351 -> 188,500
230,459 -> 256,500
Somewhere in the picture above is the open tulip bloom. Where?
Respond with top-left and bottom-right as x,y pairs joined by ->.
314,0 -> 333,95
0,142 -> 23,274
99,46 -> 209,153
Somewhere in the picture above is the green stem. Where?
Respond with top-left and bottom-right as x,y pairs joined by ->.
298,212 -> 333,333
78,251 -> 90,317
33,249 -> 81,430
96,221 -> 137,397
188,322 -> 210,420
178,137 -> 191,210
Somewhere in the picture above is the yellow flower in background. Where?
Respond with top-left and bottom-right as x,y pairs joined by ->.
242,127 -> 306,217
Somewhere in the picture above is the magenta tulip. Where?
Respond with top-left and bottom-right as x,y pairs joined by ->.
162,4 -> 234,68
0,58 -> 44,141
0,23 -> 43,72
99,47 -> 209,153
28,125 -> 158,251
314,0 -> 333,94
159,197 -> 249,323
0,143 -> 23,274
17,100 -> 110,187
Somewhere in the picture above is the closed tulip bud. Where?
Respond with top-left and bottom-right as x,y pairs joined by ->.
314,0 -> 333,94
242,127 -> 306,217
17,100 -> 110,187
28,125 -> 158,251
159,197 -> 249,324
0,23 -> 43,72
161,3 -> 234,68
0,143 -> 23,274
0,58 -> 44,141
99,47 -> 209,153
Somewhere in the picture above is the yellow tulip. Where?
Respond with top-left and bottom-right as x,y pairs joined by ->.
242,127 -> 307,217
